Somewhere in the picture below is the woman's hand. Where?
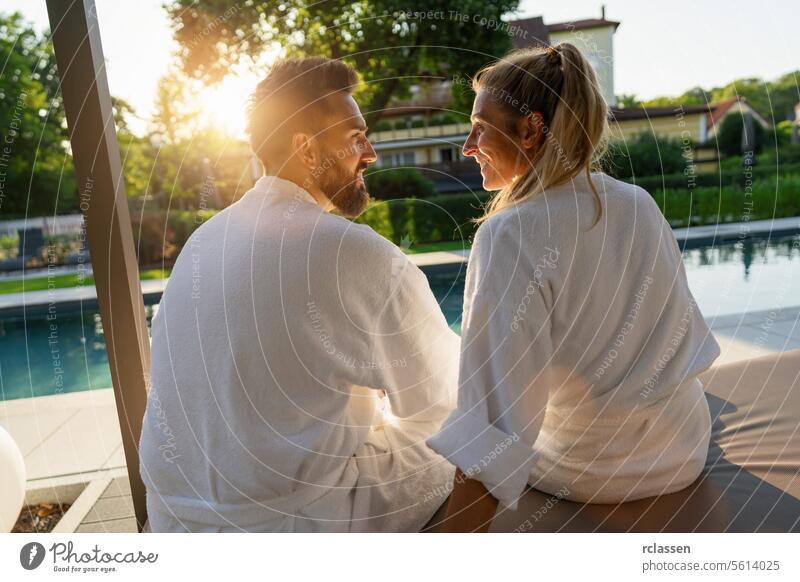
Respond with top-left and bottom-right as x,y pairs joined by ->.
438,468 -> 499,532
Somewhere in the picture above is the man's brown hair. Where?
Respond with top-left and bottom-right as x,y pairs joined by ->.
246,57 -> 359,167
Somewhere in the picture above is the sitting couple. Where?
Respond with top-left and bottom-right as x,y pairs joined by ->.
139,44 -> 720,532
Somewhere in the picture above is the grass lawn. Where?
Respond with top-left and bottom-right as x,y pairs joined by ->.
0,243 -> 469,296
0,268 -> 171,295
403,241 -> 471,254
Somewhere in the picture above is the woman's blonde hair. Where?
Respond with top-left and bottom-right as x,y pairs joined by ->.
472,43 -> 609,225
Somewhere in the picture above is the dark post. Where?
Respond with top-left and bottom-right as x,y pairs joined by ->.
46,0 -> 150,531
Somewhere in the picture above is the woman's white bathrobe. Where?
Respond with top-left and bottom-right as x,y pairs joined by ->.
428,172 -> 721,509
139,176 -> 459,532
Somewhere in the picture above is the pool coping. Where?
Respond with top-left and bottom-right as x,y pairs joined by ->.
1,216 -> 798,317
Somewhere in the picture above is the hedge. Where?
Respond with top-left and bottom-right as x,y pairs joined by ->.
355,191 -> 490,245
150,174 -> 800,253
629,162 -> 800,193
356,174 -> 800,244
654,174 -> 800,228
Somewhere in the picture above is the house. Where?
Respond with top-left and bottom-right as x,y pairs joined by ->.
369,10 -> 772,191
370,9 -> 623,191
703,97 -> 770,141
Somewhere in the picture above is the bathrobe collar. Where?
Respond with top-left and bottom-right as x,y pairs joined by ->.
252,174 -> 319,207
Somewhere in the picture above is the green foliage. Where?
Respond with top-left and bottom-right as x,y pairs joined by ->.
775,120 -> 794,147
603,132 -> 689,179
428,113 -> 463,126
169,209 -> 217,248
0,12 -> 76,217
364,168 -> 436,200
357,173 -> 800,246
128,172 -> 800,255
355,191 -> 489,245
715,113 -> 766,156
769,143 -> 800,165
129,210 -> 176,266
653,175 -> 800,228
642,73 -> 799,125
643,86 -> 710,108
629,163 -> 800,192
615,94 -> 641,108
163,1 -> 520,127
710,74 -> 798,125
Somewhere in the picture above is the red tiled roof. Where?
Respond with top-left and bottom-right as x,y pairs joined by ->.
706,97 -> 740,128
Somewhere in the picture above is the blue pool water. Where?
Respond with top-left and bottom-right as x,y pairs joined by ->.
1,234 -> 799,400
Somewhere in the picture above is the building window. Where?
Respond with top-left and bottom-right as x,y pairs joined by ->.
439,148 -> 453,163
378,151 -> 416,167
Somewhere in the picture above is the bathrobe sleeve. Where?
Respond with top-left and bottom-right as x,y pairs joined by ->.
365,254 -> 460,429
427,219 -> 555,509
324,227 -> 460,431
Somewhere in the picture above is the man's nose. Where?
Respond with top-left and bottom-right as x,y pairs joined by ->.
362,140 -> 377,163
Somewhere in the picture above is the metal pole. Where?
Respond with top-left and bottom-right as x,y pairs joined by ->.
46,0 -> 150,531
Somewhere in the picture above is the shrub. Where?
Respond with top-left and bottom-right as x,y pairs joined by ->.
124,173 -> 800,256
130,211 -> 177,266
169,209 -> 217,249
364,168 -> 436,200
603,132 -> 688,179
357,173 -> 800,243
428,113 -> 462,126
356,191 -> 490,245
372,121 -> 393,132
627,163 -> 800,193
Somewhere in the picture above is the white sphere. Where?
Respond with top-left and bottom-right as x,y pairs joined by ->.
0,426 -> 26,532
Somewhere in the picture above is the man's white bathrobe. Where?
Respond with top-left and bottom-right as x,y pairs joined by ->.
139,176 -> 459,532
428,172 -> 721,510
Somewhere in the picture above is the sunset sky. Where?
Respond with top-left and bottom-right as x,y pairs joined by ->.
4,0 -> 798,137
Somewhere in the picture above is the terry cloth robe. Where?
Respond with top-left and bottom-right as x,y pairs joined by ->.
139,175 -> 459,532
428,172 -> 721,510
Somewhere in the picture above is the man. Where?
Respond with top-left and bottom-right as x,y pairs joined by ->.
139,57 -> 459,532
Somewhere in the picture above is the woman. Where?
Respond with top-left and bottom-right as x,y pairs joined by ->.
426,43 -> 720,532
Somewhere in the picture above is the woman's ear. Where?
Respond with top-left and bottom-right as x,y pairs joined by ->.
519,112 -> 544,152
291,132 -> 318,169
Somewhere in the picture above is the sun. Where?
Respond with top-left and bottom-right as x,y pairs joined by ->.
196,72 -> 260,139
195,47 -> 283,139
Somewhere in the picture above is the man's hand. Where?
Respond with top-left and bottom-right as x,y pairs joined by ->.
438,468 -> 499,532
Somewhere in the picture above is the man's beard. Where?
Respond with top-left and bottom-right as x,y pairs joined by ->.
318,159 -> 370,218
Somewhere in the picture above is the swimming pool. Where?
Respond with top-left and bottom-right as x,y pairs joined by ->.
1,233 -> 798,400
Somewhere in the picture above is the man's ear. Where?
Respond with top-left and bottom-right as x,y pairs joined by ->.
291,132 -> 318,169
519,112 -> 544,151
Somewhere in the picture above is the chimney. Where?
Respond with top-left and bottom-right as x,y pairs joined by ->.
601,5 -> 606,19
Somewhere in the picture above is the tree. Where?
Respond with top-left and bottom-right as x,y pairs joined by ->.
364,167 -> 435,200
710,76 -> 800,125
164,1 -> 520,127
615,93 -> 640,108
0,12 -> 76,218
642,86 -> 710,108
715,112 -> 765,157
